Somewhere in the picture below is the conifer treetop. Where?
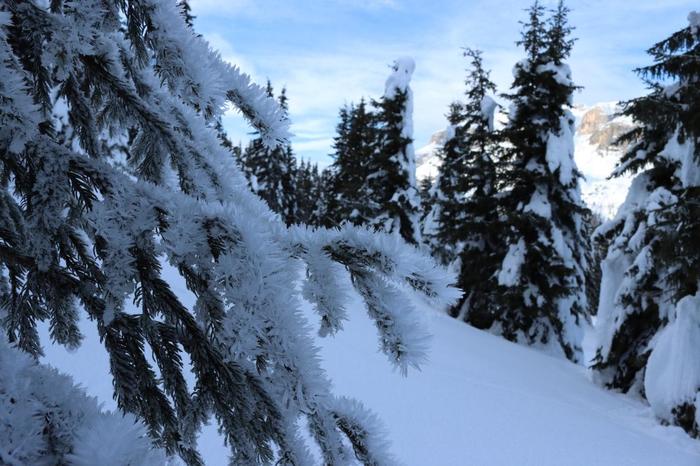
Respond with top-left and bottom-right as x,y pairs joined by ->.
385,57 -> 416,98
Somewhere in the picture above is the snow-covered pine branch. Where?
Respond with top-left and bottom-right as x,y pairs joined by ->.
125,0 -> 291,146
0,1 -> 458,464
290,225 -> 461,373
0,334 -> 165,465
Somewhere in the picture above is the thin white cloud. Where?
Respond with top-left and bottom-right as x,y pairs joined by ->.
194,0 -> 699,163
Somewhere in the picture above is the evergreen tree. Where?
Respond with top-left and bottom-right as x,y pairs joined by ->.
423,103 -> 461,261
325,104 -> 351,227
240,84 -> 297,225
583,210 -> 604,317
367,58 -> 422,245
432,49 -> 502,326
0,1 -> 459,463
326,99 -> 375,227
495,1 -> 590,362
418,176 -> 435,221
592,10 -> 700,436
420,174 -> 440,253
315,166 -> 333,225
294,159 -> 325,226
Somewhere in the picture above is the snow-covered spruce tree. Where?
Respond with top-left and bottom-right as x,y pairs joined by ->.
0,1 -> 459,464
326,99 -> 375,227
240,84 -> 298,225
315,167 -> 333,225
367,58 -> 422,245
434,49 -> 503,326
294,159 -> 325,226
422,103 -> 460,261
295,159 -> 311,224
582,210 -> 604,317
325,104 -> 351,227
495,1 -> 590,362
592,11 -> 700,436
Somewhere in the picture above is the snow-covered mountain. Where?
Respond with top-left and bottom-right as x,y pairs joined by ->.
415,102 -> 635,218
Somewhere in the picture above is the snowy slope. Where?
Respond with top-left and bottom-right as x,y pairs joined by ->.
415,102 -> 634,219
38,280 -> 700,465
315,296 -> 700,466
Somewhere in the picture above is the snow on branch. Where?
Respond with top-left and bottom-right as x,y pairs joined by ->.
0,335 -> 165,465
0,0 -> 458,462
137,0 -> 291,146
330,396 -> 398,466
689,11 -> 700,35
290,224 -> 461,373
384,56 -> 415,98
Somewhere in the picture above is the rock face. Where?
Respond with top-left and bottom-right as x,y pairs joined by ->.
415,102 -> 635,218
415,129 -> 447,181
572,103 -> 635,218
578,106 -> 609,135
577,104 -> 632,152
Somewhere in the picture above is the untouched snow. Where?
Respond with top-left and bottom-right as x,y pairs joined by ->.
384,57 -> 415,98
318,297 -> 700,466
37,279 -> 700,465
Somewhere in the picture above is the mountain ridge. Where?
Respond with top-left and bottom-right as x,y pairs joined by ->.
415,102 -> 634,218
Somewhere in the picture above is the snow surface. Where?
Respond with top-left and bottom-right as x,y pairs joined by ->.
480,95 -> 498,132
37,279 -> 700,465
384,57 -> 415,99
524,187 -> 552,218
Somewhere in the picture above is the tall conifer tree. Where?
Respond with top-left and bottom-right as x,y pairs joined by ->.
326,100 -> 374,227
495,1 -> 590,361
593,11 -> 700,436
294,159 -> 326,226
367,58 -> 422,245
433,49 -> 502,325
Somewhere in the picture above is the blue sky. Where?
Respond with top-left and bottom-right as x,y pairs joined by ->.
191,0 -> 698,165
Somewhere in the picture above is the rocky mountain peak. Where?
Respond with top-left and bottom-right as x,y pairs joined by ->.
575,104 -> 633,152
415,102 -> 636,218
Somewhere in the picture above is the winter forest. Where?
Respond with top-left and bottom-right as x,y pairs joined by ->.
0,0 -> 699,464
